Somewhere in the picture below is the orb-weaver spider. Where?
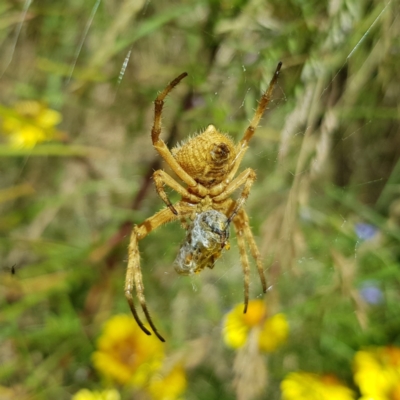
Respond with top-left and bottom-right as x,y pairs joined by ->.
125,62 -> 282,342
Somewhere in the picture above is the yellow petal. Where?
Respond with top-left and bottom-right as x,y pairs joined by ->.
71,389 -> 120,400
92,314 -> 164,386
2,116 -> 22,133
8,125 -> 46,148
353,347 -> 400,398
242,299 -> 267,327
147,365 -> 187,400
37,108 -> 62,128
258,313 -> 289,353
223,304 -> 250,349
281,372 -> 355,400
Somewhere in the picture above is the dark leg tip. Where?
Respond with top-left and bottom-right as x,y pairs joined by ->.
170,205 -> 178,215
153,330 -> 166,342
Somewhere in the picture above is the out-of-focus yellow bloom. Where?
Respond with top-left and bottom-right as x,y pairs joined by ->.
223,299 -> 288,352
71,388 -> 120,400
353,346 -> 400,400
281,372 -> 355,400
1,101 -> 63,148
147,364 -> 187,400
92,314 -> 164,387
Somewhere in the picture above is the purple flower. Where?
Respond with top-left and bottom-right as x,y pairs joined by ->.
359,281 -> 383,305
355,223 -> 378,241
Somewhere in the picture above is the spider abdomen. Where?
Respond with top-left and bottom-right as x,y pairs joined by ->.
172,125 -> 237,187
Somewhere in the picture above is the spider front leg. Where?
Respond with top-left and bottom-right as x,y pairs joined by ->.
241,62 -> 282,145
151,73 -> 208,197
223,62 -> 282,182
126,203 -> 189,342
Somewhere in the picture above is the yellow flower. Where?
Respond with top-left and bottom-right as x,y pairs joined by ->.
92,314 -> 165,386
147,364 -> 187,400
223,299 -> 288,352
281,372 -> 355,400
353,346 -> 400,400
1,101 -> 63,148
71,388 -> 120,400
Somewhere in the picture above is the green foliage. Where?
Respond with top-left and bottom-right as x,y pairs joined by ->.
0,0 -> 399,399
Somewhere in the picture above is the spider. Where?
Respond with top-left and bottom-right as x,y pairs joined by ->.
126,62 -> 282,342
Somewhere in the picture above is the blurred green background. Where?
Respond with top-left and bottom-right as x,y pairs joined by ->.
0,0 -> 399,399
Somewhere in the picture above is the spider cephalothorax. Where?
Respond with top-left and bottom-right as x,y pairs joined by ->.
125,63 -> 282,341
172,126 -> 237,187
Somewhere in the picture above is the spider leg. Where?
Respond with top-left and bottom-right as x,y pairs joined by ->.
126,202 -> 192,341
153,170 -> 200,215
241,62 -> 282,145
152,72 -> 188,147
232,210 -> 251,313
236,208 -> 267,293
232,208 -> 267,314
212,168 -> 256,221
151,73 -> 206,192
222,62 -> 282,183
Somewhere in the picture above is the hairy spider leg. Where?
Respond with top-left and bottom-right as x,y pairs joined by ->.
206,62 -> 282,198
126,202 -> 193,341
231,207 -> 267,313
242,61 -> 282,145
229,62 -> 283,186
232,212 -> 251,313
235,208 -> 267,294
151,72 -> 208,200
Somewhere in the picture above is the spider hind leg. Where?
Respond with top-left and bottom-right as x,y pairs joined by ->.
232,208 -> 267,314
